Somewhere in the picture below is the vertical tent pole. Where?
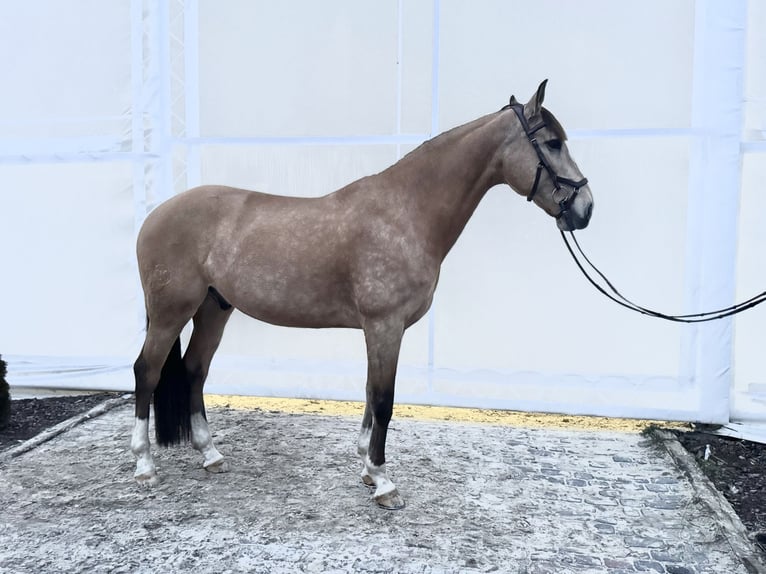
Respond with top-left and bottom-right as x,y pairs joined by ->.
684,0 -> 747,423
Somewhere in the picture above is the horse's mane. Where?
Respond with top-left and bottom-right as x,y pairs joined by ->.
392,112 -> 498,165
393,105 -> 567,171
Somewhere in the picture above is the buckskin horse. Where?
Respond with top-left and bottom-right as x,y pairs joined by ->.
130,80 -> 593,509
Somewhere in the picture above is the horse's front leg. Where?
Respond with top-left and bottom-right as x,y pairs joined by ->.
359,320 -> 405,509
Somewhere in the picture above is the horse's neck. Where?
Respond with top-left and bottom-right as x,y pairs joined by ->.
384,112 -> 511,259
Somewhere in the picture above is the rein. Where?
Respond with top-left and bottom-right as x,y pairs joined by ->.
561,230 -> 766,322
504,98 -> 766,322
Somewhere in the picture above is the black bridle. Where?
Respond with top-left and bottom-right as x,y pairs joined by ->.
507,102 -> 588,225
504,101 -> 766,322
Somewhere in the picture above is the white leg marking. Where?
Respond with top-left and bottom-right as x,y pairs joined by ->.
357,427 -> 371,458
357,428 -> 374,485
365,454 -> 406,510
365,454 -> 404,509
364,455 -> 397,498
131,417 -> 158,486
191,413 -> 228,472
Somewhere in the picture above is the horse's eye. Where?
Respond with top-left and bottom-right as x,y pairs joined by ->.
546,139 -> 562,151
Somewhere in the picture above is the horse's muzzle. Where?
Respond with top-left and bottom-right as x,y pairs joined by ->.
557,195 -> 593,231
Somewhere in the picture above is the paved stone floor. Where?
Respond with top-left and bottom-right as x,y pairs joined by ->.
0,402 -> 763,573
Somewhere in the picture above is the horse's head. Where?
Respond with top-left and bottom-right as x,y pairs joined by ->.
501,80 -> 593,231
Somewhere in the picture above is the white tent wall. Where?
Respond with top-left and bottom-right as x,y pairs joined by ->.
732,0 -> 766,423
0,0 -> 759,425
0,0 -> 141,389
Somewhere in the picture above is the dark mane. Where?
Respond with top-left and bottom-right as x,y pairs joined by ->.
541,107 -> 567,141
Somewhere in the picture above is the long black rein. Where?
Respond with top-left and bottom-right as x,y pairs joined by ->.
561,230 -> 766,323
504,97 -> 765,322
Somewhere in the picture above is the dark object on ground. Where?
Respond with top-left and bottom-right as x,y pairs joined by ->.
0,356 -> 9,430
0,392 -> 122,449
673,429 -> 766,554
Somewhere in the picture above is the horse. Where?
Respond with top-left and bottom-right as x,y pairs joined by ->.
130,80 -> 593,509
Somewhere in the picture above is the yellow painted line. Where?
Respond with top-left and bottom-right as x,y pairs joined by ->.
205,394 -> 687,433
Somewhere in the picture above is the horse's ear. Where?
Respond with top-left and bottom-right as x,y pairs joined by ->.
509,95 -> 519,107
526,79 -> 548,117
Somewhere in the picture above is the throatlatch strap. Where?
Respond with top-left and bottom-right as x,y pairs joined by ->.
528,164 -> 544,202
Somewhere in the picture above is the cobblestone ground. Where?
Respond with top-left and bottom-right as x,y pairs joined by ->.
0,405 -> 758,573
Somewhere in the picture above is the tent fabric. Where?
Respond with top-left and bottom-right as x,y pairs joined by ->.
1,0 -> 763,424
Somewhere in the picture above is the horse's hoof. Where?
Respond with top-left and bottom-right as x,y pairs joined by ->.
375,488 -> 405,510
204,459 -> 229,474
134,471 -> 160,488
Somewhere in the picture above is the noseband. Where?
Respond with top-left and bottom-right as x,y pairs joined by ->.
507,103 -> 588,222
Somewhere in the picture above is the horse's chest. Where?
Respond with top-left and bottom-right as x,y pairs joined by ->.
351,253 -> 439,323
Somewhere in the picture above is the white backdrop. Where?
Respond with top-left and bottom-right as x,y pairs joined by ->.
1,0 -> 763,424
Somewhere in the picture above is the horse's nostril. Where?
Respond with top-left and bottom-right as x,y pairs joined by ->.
584,202 -> 593,220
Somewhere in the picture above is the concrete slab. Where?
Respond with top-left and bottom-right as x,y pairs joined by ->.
0,401 -> 763,574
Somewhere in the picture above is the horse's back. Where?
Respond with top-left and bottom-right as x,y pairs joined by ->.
138,185 -> 303,257
137,185 -> 363,326
141,185 -> 263,232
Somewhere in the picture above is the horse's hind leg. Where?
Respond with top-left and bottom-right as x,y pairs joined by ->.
132,318 -> 188,486
184,290 -> 233,472
359,319 -> 405,509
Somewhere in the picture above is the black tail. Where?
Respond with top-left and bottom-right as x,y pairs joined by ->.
153,337 -> 191,446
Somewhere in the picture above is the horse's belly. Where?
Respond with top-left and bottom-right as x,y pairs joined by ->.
221,276 -> 360,329
237,301 -> 359,329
